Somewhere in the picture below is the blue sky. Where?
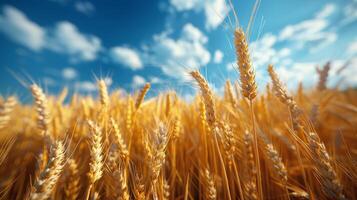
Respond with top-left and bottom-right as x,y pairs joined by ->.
0,0 -> 356,101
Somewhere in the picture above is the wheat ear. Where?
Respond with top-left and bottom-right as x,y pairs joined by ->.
98,79 -> 109,108
308,132 -> 346,200
267,64 -> 302,131
30,84 -> 51,134
243,131 -> 258,200
234,28 -> 257,100
30,141 -> 65,200
110,118 -> 129,161
203,169 -> 217,200
87,120 -> 104,185
135,83 -> 151,110
190,70 -> 217,128
265,144 -> 288,183
64,158 -> 80,200
0,96 -> 17,129
316,62 -> 331,91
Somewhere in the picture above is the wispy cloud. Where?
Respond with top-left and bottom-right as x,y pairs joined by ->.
131,75 -> 146,88
62,67 -> 78,80
74,81 -> 97,92
213,50 -> 223,63
47,21 -> 102,61
110,47 -> 143,70
168,0 -> 229,30
0,5 -> 102,61
74,1 -> 95,15
0,6 -> 45,51
145,23 -> 210,80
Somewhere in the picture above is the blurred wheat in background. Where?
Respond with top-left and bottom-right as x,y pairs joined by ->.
0,22 -> 356,200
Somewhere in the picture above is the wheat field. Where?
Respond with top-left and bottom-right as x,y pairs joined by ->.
0,28 -> 356,200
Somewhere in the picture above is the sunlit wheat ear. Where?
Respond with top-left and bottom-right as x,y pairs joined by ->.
30,84 -> 51,134
135,83 -> 151,110
203,169 -> 217,200
308,132 -> 346,200
64,158 -> 80,200
316,62 -> 331,91
0,96 -> 17,129
243,131 -> 258,200
265,144 -> 288,183
190,70 -> 217,128
234,28 -> 257,100
221,123 -> 237,166
30,140 -> 65,200
110,118 -> 129,161
148,123 -> 168,187
267,64 -> 302,131
98,79 -> 109,108
163,179 -> 170,200
87,120 -> 104,185
224,80 -> 237,108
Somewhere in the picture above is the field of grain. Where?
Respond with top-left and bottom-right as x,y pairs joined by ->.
0,28 -> 356,200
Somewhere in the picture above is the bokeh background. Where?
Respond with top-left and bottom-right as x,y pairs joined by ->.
0,0 -> 356,101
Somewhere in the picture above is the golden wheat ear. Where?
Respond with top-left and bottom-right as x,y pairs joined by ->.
308,132 -> 346,200
190,70 -> 217,128
0,96 -> 17,129
30,84 -> 52,135
234,28 -> 257,100
30,140 -> 65,200
135,82 -> 151,110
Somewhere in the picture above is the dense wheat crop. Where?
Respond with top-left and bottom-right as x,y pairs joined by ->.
0,28 -> 356,200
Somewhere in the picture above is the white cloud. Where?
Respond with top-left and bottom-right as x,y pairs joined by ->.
250,33 -> 291,68
275,62 -> 318,89
103,77 -> 112,86
47,21 -> 102,61
316,3 -> 336,19
278,4 -> 337,52
347,39 -> 357,55
0,5 -> 45,51
341,1 -> 357,26
149,76 -> 162,84
62,67 -> 77,80
132,75 -> 146,88
74,81 -> 96,92
204,0 -> 230,30
0,6 -> 102,61
146,23 -> 210,80
110,47 -> 143,70
75,1 -> 95,15
226,62 -> 236,71
169,0 -> 229,30
213,50 -> 223,63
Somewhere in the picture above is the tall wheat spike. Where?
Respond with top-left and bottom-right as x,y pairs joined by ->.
308,132 -> 346,200
30,141 -> 65,200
